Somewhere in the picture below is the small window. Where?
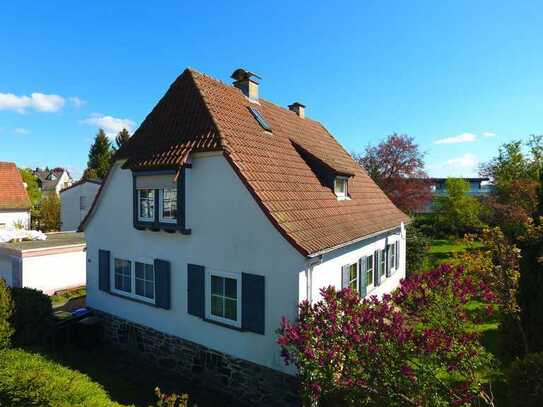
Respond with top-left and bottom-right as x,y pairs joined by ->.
159,188 -> 177,223
114,258 -> 132,293
138,189 -> 155,221
365,255 -> 374,288
135,262 -> 155,300
388,243 -> 396,273
334,177 -> 348,198
80,196 -> 87,211
379,249 -> 386,278
207,271 -> 241,327
347,263 -> 358,291
249,107 -> 272,131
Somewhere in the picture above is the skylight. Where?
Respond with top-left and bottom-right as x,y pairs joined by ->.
249,107 -> 272,132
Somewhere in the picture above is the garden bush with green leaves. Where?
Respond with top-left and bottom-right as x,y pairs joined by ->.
0,279 -> 13,349
9,287 -> 52,346
508,352 -> 543,407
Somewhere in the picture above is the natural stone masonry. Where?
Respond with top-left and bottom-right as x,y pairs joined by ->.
94,310 -> 299,406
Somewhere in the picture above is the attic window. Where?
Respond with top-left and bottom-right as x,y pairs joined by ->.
334,176 -> 348,199
249,107 -> 272,132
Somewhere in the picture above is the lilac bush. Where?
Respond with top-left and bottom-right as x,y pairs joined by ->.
278,264 -> 497,406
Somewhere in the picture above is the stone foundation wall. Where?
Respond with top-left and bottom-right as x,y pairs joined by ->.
94,310 -> 299,406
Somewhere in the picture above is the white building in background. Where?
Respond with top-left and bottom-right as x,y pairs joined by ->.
0,162 -> 31,230
80,67 -> 409,404
34,167 -> 74,196
60,179 -> 101,231
0,232 -> 86,294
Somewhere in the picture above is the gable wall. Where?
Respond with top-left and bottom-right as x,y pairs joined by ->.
85,154 -> 306,373
60,182 -> 101,231
0,210 -> 30,230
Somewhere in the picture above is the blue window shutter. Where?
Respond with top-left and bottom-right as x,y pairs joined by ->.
374,250 -> 380,286
187,264 -> 205,318
132,174 -> 137,228
242,273 -> 265,335
154,259 -> 171,309
359,257 -> 367,297
386,245 -> 392,278
341,265 -> 350,289
98,249 -> 110,292
395,241 -> 400,270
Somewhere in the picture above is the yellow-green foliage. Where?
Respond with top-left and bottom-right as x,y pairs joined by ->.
0,348 -> 125,407
0,279 -> 13,349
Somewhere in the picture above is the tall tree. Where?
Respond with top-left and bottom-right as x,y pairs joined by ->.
114,128 -> 131,151
39,193 -> 60,232
18,168 -> 42,207
354,133 -> 432,214
86,129 -> 112,179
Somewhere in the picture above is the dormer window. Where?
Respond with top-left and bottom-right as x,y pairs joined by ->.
334,176 -> 348,199
132,169 -> 190,234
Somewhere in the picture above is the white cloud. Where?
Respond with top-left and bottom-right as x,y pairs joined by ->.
82,114 -> 135,138
14,128 -> 28,135
69,96 -> 86,108
435,132 -> 477,144
482,131 -> 496,138
444,153 -> 478,169
0,92 -> 65,113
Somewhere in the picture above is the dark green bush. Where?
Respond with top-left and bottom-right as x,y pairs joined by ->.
508,352 -> 543,407
496,314 -> 525,366
0,348 -> 122,406
9,287 -> 52,346
0,279 -> 13,349
406,222 -> 430,276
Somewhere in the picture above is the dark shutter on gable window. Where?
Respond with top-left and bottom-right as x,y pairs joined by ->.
154,259 -> 171,309
386,245 -> 392,278
341,265 -> 350,289
98,249 -> 110,292
187,264 -> 205,318
242,273 -> 265,335
359,257 -> 367,297
374,250 -> 381,286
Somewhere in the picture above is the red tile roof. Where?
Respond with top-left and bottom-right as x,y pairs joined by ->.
0,162 -> 31,210
86,69 -> 408,256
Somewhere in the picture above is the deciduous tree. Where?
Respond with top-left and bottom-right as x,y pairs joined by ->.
354,133 -> 432,214
18,168 -> 41,207
40,193 -> 60,232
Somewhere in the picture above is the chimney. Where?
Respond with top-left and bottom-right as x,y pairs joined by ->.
288,102 -> 305,119
231,68 -> 261,102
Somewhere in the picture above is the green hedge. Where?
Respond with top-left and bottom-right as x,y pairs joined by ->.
0,348 -> 124,406
0,279 -> 13,349
9,287 -> 52,346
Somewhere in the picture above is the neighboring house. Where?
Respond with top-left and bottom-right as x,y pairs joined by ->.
0,162 -> 31,230
80,68 -> 408,404
418,177 -> 492,213
60,179 -> 101,231
34,167 -> 73,195
0,232 -> 86,294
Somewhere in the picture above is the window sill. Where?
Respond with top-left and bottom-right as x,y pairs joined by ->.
107,289 -> 159,308
202,316 -> 243,332
134,221 -> 191,235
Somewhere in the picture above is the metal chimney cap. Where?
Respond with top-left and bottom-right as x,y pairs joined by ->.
231,68 -> 261,82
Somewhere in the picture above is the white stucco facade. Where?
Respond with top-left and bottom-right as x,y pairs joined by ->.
0,210 -> 30,230
60,181 -> 101,231
85,153 -> 406,374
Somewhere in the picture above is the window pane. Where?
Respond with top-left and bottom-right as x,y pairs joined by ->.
135,263 -> 144,279
145,265 -> 154,281
224,298 -> 237,320
161,188 -> 177,220
211,295 -> 222,317
135,279 -> 144,296
224,278 -> 237,299
211,276 -> 222,296
366,269 -> 373,286
145,282 -> 154,299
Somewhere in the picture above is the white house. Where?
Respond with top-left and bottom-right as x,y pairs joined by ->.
0,162 -> 31,230
0,232 -> 86,294
35,167 -> 73,196
60,179 -> 101,231
80,68 -> 408,405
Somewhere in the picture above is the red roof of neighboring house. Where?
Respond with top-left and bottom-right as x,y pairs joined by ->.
0,162 -> 31,210
82,69 -> 408,256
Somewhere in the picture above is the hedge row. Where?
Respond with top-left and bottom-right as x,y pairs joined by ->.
0,348 -> 124,407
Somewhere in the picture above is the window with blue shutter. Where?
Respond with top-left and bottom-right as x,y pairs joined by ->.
241,273 -> 265,335
341,264 -> 350,289
98,249 -> 111,292
374,250 -> 381,286
359,258 -> 367,297
187,264 -> 205,318
154,259 -> 171,309
395,240 -> 400,270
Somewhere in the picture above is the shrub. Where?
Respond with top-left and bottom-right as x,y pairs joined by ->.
9,287 -> 52,346
405,222 -> 430,276
0,279 -> 13,349
508,352 -> 543,407
0,348 -> 122,406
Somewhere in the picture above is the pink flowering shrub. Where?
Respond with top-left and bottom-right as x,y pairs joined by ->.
277,264 -> 497,406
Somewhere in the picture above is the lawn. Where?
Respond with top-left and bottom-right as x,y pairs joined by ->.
51,286 -> 86,307
424,238 -> 483,270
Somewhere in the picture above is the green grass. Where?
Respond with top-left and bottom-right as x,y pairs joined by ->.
424,238 -> 483,269
51,286 -> 86,306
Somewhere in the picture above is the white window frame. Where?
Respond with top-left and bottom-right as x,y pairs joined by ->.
137,189 -> 155,222
205,269 -> 242,328
159,188 -> 177,224
334,176 -> 349,199
365,254 -> 375,292
346,262 -> 358,292
379,249 -> 386,278
388,242 -> 396,274
110,255 -> 156,304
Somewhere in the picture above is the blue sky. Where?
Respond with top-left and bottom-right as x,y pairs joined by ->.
1,1 -> 542,178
